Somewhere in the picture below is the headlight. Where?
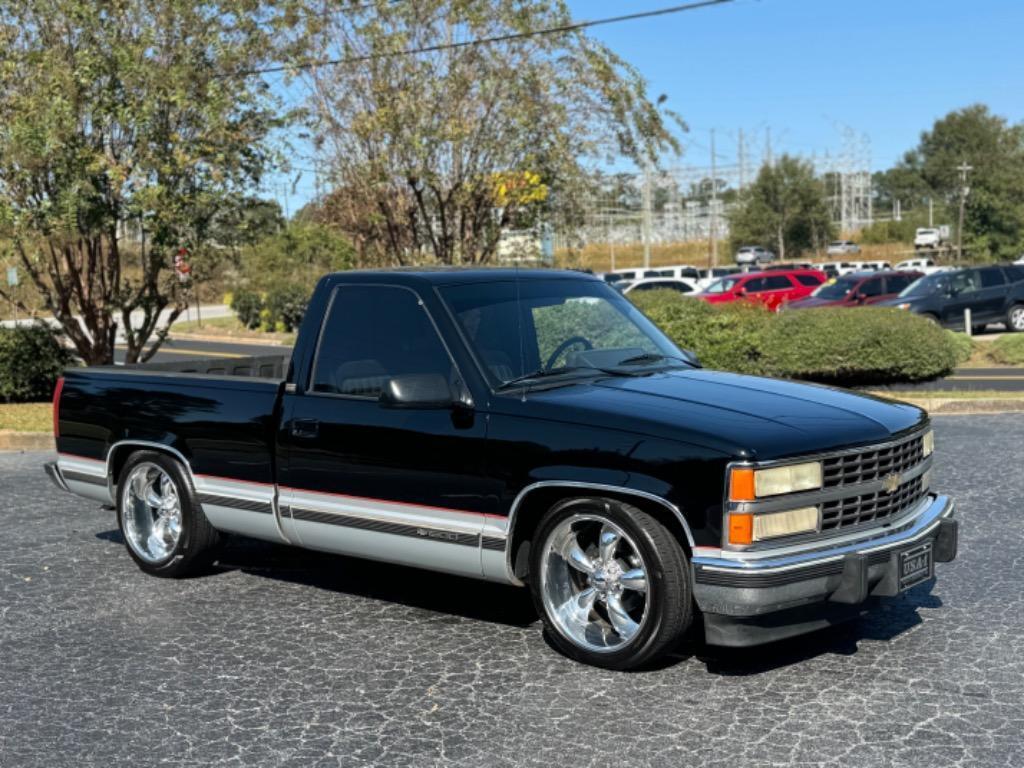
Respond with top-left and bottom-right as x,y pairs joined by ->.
896,303 -> 911,310
922,429 -> 934,457
728,506 -> 820,545
729,462 -> 823,501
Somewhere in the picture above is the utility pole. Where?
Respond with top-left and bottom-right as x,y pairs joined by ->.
765,127 -> 773,167
641,164 -> 652,269
956,161 -> 973,263
737,128 -> 746,190
710,130 -> 719,266
928,196 -> 934,228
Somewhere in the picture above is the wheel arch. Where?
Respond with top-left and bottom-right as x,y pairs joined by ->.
505,481 -> 695,585
106,440 -> 197,500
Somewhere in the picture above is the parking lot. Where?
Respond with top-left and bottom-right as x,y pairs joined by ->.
1,415 -> 1022,767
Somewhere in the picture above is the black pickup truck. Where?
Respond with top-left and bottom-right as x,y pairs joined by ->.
47,269 -> 959,669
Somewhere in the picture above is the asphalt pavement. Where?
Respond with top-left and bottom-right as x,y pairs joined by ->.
2,416 -> 1022,767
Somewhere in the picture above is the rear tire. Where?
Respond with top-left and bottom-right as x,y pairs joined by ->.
1007,304 -> 1024,333
528,497 -> 693,670
117,451 -> 220,578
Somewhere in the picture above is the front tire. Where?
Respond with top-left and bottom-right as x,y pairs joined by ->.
117,451 -> 220,577
528,498 -> 693,670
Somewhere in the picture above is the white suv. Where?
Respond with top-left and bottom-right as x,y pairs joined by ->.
735,246 -> 776,265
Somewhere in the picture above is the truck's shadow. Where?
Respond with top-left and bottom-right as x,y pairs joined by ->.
96,529 -> 942,672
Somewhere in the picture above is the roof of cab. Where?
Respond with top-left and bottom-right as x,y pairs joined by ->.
326,267 -> 600,286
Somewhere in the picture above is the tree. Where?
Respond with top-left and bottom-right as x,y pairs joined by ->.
901,105 -> 1024,259
239,220 -> 356,294
300,0 -> 682,265
728,156 -> 835,260
0,1 -> 289,364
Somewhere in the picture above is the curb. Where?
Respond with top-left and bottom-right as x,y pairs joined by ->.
869,395 -> 1024,414
0,431 -> 55,452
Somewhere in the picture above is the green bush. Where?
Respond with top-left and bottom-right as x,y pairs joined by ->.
264,285 -> 310,333
946,331 -> 976,365
987,334 -> 1024,365
631,291 -> 961,385
0,325 -> 75,403
231,290 -> 264,330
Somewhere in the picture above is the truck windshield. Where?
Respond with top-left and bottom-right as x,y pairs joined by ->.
899,273 -> 947,298
703,277 -> 740,294
439,278 -> 686,387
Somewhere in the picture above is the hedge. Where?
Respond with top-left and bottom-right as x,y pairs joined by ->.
987,334 -> 1024,365
0,324 -> 75,403
230,286 -> 310,333
630,291 -> 961,385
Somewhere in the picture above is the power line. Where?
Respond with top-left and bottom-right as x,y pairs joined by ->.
241,0 -> 737,77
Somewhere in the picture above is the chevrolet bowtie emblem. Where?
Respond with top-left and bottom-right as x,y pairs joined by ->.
882,473 -> 901,494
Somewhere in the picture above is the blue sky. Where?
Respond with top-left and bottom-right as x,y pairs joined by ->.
274,0 -> 1023,212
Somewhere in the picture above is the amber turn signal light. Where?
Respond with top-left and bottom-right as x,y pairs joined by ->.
729,467 -> 756,502
728,513 -> 753,546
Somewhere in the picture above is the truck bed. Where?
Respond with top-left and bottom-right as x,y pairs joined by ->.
55,357 -> 289,504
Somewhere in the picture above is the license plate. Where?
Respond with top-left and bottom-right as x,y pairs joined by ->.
899,542 -> 933,591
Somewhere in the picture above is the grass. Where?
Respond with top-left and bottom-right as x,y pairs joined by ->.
987,334 -> 1024,366
0,402 -> 52,432
171,315 -> 296,345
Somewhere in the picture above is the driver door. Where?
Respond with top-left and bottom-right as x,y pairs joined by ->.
276,283 -> 492,577
940,270 -> 982,328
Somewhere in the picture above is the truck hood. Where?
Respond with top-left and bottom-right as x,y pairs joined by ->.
514,368 -> 926,461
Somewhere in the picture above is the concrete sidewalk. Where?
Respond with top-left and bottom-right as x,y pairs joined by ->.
1,304 -> 232,342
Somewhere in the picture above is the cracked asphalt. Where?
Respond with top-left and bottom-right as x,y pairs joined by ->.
1,415 -> 1022,767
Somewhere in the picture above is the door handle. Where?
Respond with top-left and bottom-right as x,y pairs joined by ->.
290,418 -> 320,439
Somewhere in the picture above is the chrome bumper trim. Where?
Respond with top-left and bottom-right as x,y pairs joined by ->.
693,494 -> 953,575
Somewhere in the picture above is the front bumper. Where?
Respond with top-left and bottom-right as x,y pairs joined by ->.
692,494 -> 958,646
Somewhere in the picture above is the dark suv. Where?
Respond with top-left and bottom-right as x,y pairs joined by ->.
876,264 -> 1024,332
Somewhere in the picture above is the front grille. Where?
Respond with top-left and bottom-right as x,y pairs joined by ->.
822,433 -> 925,488
821,475 -> 925,531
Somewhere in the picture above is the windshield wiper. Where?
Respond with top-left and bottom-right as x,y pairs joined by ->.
497,366 -> 597,389
613,352 -> 695,367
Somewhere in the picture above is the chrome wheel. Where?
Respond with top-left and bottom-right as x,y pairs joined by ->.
539,514 -> 650,653
1010,306 -> 1024,331
121,462 -> 183,564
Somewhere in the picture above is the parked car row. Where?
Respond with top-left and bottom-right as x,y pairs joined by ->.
680,263 -> 1024,332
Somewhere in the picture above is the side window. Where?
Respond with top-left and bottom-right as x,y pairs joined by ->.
763,275 -> 793,290
680,268 -> 700,279
743,277 -> 767,293
860,278 -> 884,297
949,271 -> 980,295
979,267 -> 1007,288
668,281 -> 693,293
885,275 -> 913,294
1006,266 -> 1024,283
311,286 -> 453,397
795,274 -> 820,287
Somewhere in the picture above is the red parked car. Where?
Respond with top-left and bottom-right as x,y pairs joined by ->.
786,270 -> 923,310
698,269 -> 827,311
